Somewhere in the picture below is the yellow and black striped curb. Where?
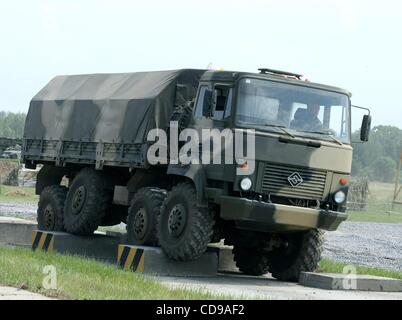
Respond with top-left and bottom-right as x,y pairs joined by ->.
117,245 -> 145,272
32,231 -> 54,252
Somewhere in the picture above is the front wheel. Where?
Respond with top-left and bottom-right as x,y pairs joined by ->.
157,182 -> 214,261
267,229 -> 324,282
233,245 -> 270,276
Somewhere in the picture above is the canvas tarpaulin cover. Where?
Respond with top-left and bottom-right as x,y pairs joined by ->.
24,69 -> 206,144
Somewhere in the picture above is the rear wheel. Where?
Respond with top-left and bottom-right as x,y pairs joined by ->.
267,229 -> 324,282
157,182 -> 214,261
126,187 -> 166,246
233,245 -> 270,276
63,168 -> 111,235
37,185 -> 67,231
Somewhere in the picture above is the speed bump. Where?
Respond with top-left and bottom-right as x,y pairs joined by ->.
117,244 -> 218,277
117,245 -> 145,272
32,231 -> 54,252
31,230 -> 121,262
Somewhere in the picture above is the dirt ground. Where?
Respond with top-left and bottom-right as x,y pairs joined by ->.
0,160 -> 19,183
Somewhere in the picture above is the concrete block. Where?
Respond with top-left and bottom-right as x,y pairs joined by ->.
0,217 -> 37,246
117,244 -> 218,277
208,244 -> 239,273
299,272 -> 402,292
32,230 -> 121,263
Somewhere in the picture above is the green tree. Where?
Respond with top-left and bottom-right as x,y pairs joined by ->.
352,125 -> 402,182
0,111 -> 26,138
371,156 -> 396,182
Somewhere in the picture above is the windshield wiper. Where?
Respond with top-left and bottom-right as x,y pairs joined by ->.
238,120 -> 296,139
264,124 -> 296,138
302,130 -> 343,145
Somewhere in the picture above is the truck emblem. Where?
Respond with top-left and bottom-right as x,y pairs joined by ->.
288,172 -> 303,187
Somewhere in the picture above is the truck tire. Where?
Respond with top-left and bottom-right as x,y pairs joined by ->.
63,168 -> 111,235
267,229 -> 324,282
233,246 -> 270,276
37,185 -> 67,231
126,187 -> 166,246
157,182 -> 214,261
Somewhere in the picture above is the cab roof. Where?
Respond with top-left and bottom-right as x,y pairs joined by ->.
200,70 -> 352,97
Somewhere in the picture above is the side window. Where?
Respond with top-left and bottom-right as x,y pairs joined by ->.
194,86 -> 208,118
224,89 -> 233,118
328,105 -> 347,138
213,86 -> 233,120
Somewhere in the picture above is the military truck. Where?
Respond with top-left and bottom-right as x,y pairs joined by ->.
22,68 -> 371,281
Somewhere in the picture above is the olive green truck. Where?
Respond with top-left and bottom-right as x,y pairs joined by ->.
22,68 -> 371,281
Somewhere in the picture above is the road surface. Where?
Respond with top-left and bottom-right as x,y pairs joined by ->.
0,286 -> 53,300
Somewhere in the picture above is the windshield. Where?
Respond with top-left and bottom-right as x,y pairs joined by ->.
236,78 -> 351,143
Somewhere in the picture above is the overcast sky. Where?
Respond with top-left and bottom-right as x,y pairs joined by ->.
0,0 -> 401,128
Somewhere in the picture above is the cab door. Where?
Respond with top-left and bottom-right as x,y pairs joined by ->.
192,83 -> 234,180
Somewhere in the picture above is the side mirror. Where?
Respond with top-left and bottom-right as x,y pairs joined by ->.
202,89 -> 213,117
360,114 -> 372,142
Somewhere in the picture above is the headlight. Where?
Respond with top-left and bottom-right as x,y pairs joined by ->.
240,178 -> 252,191
334,191 -> 346,204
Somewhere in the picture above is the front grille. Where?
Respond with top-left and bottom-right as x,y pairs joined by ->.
261,163 -> 327,200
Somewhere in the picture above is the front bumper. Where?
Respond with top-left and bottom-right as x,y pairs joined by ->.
218,196 -> 347,232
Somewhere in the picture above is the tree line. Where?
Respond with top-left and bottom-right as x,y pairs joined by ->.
352,125 -> 401,182
0,111 -> 26,138
0,111 -> 400,182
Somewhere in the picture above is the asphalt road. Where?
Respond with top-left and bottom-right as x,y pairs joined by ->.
0,286 -> 53,300
159,273 -> 402,300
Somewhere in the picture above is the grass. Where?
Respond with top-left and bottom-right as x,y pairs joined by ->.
0,245 -> 230,300
346,181 -> 402,223
0,185 -> 38,203
369,181 -> 401,201
0,158 -> 20,164
347,210 -> 402,223
319,259 -> 402,280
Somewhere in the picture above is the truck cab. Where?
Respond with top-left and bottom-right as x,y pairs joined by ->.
188,69 -> 367,234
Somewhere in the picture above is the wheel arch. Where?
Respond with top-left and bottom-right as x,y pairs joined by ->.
127,168 -> 169,192
35,165 -> 67,195
167,164 -> 207,206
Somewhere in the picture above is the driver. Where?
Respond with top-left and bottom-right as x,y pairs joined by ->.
290,104 -> 323,131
